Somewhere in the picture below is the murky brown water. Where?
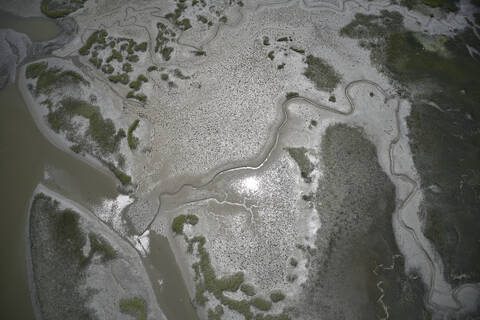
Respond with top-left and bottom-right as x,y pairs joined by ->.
145,233 -> 200,320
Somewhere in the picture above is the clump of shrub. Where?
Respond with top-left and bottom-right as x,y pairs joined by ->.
31,66 -> 87,95
89,56 -> 102,69
193,50 -> 206,56
41,0 -> 87,18
161,47 -> 174,61
240,284 -> 256,296
79,29 -> 108,56
269,290 -> 285,302
289,257 -> 298,267
106,162 -> 131,185
26,61 -> 48,79
119,297 -> 147,320
172,214 -> 199,234
106,49 -> 123,63
250,297 -> 272,311
286,92 -> 299,99
304,54 -> 341,92
122,62 -> 133,73
134,42 -> 147,52
126,54 -> 139,63
108,73 -> 129,85
127,119 -> 140,150
101,64 -> 114,74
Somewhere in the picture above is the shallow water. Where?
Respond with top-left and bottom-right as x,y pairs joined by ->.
0,10 -> 60,41
145,233 -> 200,320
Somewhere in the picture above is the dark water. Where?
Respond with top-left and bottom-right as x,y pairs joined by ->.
145,233 -> 200,320
0,10 -> 60,41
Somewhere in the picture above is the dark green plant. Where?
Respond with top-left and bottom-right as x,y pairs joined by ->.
79,29 -> 108,55
304,55 -> 340,92
269,290 -> 285,303
127,119 -> 140,150
240,284 -> 256,296
171,214 -> 199,234
119,297 -> 147,320
26,61 -> 48,79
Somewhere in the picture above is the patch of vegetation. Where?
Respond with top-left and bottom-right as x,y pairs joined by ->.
340,11 -> 404,39
33,66 -> 87,95
304,55 -> 340,92
263,36 -> 270,46
329,95 -> 336,102
122,63 -> 133,73
165,2 -> 192,31
286,92 -> 298,99
173,68 -> 190,79
108,73 -> 129,85
40,0 -> 88,18
26,61 -> 48,79
83,232 -> 116,265
219,16 -> 228,23
269,291 -> 285,303
89,56 -> 102,69
277,63 -> 285,70
198,15 -> 209,23
171,214 -> 199,234
208,305 -> 224,320
101,64 -> 114,74
155,22 -> 176,59
79,29 -> 107,56
240,284 -> 256,296
250,297 -> 272,311
286,147 -> 314,183
119,297 -> 147,320
29,193 -> 97,319
106,162 -> 131,185
126,54 -> 139,63
147,66 -> 158,72
267,51 -> 275,60
134,42 -> 147,52
127,91 -> 147,102
161,47 -> 175,61
48,98 -> 122,155
106,49 -> 123,63
289,257 -> 298,267
127,119 -> 140,150
277,37 -> 289,42
193,50 -> 207,56
290,46 -> 305,54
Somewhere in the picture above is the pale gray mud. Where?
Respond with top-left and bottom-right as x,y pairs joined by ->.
296,124 -> 429,319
